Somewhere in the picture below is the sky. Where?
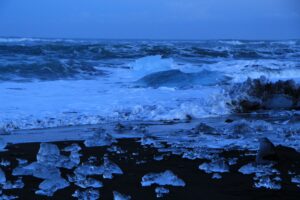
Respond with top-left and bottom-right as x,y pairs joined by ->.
0,0 -> 299,40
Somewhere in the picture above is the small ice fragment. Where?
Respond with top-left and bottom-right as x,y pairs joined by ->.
37,143 -> 60,163
84,129 -> 116,147
13,162 -> 61,179
212,173 -> 222,179
238,163 -> 279,177
75,164 -> 103,176
2,177 -> 24,189
153,155 -> 164,161
141,170 -> 185,187
140,137 -> 163,148
254,176 -> 281,190
63,143 -> 81,152
16,159 -> 28,165
75,178 -> 103,189
36,177 -> 69,196
199,160 -> 229,173
0,160 -> 10,167
72,189 -> 100,200
113,191 -> 132,200
107,146 -> 125,154
0,138 -> 7,150
0,193 -> 18,200
291,175 -> 300,185
0,168 -> 6,183
228,158 -> 238,166
102,157 -> 123,179
155,187 -> 170,198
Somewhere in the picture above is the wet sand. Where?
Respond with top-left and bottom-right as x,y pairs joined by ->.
1,138 -> 300,200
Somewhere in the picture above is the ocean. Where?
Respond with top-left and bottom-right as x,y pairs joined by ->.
0,38 -> 300,132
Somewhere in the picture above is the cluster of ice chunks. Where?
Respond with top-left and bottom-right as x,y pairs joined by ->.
72,189 -> 100,200
198,159 -> 230,174
238,163 -> 281,190
113,191 -> 132,200
12,143 -> 82,196
84,129 -> 116,147
141,170 -> 185,187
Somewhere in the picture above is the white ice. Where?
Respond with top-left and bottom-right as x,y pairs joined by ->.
113,191 -> 132,200
141,170 -> 185,187
35,177 -> 69,196
198,159 -> 229,173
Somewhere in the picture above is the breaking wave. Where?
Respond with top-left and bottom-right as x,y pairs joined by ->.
0,38 -> 300,131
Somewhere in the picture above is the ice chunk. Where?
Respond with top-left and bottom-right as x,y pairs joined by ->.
291,175 -> 300,184
2,178 -> 24,189
72,189 -> 100,200
198,159 -> 229,173
0,168 -> 6,183
291,175 -> 300,187
0,160 -> 10,167
74,164 -> 103,176
113,191 -> 132,200
101,157 -> 123,179
212,173 -> 222,179
0,138 -> 7,151
155,187 -> 170,198
16,159 -> 28,165
84,129 -> 116,147
0,193 -> 18,200
254,176 -> 281,190
238,163 -> 279,177
37,143 -> 78,169
36,177 -> 69,196
63,143 -> 81,152
140,137 -> 164,148
228,158 -> 238,166
13,162 -> 61,179
141,170 -> 185,187
75,177 -> 103,189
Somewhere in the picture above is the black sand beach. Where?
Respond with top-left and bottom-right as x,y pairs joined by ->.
1,138 -> 300,200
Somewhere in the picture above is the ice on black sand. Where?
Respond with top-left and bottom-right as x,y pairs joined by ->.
113,191 -> 132,200
141,170 -> 185,187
